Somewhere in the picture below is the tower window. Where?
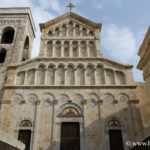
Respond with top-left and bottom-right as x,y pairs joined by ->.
1,27 -> 15,44
0,48 -> 6,63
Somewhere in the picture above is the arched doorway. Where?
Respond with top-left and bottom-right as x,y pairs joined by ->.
105,117 -> 126,150
58,103 -> 83,150
18,120 -> 32,150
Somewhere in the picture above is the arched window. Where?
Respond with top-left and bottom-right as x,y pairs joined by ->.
80,41 -> 87,57
24,36 -> 29,49
22,36 -> 29,62
66,65 -> 75,85
48,30 -> 53,36
64,41 -> 70,57
18,120 -> 32,150
1,27 -> 15,44
76,65 -> 85,85
116,71 -> 126,85
96,65 -> 105,84
48,65 -> 55,85
61,24 -> 67,36
106,69 -> 115,85
86,65 -> 95,85
72,41 -> 78,57
56,65 -> 65,85
0,48 -> 6,63
55,41 -> 61,57
37,65 -> 45,85
47,41 -> 53,57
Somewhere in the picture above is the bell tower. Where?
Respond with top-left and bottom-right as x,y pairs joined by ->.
0,8 -> 35,66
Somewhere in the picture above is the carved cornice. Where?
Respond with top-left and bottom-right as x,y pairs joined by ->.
40,12 -> 101,31
4,85 -> 137,89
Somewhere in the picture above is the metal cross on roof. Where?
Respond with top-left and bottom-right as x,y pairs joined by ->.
67,3 -> 75,12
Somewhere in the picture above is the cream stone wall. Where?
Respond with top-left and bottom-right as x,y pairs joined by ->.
0,8 -> 150,150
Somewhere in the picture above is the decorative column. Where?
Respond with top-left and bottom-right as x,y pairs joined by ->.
87,41 -> 90,57
34,69 -> 38,85
64,68 -> 67,85
24,71 -> 28,85
32,100 -> 41,150
62,42 -> 65,57
70,42 -> 73,57
113,70 -> 117,85
104,69 -> 107,85
44,69 -> 49,85
81,100 -> 87,150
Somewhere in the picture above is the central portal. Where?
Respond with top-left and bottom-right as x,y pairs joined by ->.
60,122 -> 80,150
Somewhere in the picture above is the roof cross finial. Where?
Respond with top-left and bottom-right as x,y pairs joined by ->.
67,2 -> 75,12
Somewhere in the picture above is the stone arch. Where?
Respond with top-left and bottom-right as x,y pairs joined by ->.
56,64 -> 65,85
28,93 -> 38,104
13,93 -> 24,104
20,120 -> 32,127
55,41 -> 61,57
61,24 -> 67,36
75,24 -> 80,36
55,27 -> 60,36
22,36 -> 30,61
59,93 -> 70,102
119,93 -> 129,103
48,30 -> 53,36
86,65 -> 95,85
80,41 -> 87,57
72,41 -> 79,57
37,64 -> 46,85
104,93 -> 115,104
89,41 -> 96,57
68,21 -> 73,36
18,119 -> 33,150
89,31 -> 94,36
47,41 -> 53,57
16,71 -> 25,85
82,27 -> 87,36
48,64 -> 55,85
43,92 -> 55,106
88,93 -> 100,106
76,65 -> 85,85
74,93 -> 84,102
116,71 -> 126,85
64,41 -> 70,57
106,69 -> 115,85
27,69 -> 35,85
105,116 -> 125,127
96,65 -> 105,84
58,103 -> 83,116
0,48 -> 7,63
1,26 -> 15,44
66,64 -> 75,85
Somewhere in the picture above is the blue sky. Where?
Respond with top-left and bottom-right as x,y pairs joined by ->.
1,0 -> 149,82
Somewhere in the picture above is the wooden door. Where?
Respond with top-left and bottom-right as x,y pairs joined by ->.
109,129 -> 124,150
60,122 -> 80,150
18,130 -> 31,150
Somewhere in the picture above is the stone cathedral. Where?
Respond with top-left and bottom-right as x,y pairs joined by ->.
0,7 -> 150,150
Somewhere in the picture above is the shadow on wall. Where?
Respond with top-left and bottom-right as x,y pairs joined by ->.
0,141 -> 19,150
35,103 -> 150,150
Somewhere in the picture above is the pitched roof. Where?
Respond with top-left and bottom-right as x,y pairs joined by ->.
39,12 -> 102,31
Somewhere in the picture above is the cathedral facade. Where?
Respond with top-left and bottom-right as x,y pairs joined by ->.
0,8 -> 150,150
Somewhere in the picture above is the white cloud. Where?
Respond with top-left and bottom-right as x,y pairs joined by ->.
93,0 -> 107,9
101,24 -> 137,63
0,0 -> 62,57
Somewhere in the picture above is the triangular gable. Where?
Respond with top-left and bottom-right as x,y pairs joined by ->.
39,12 -> 102,31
